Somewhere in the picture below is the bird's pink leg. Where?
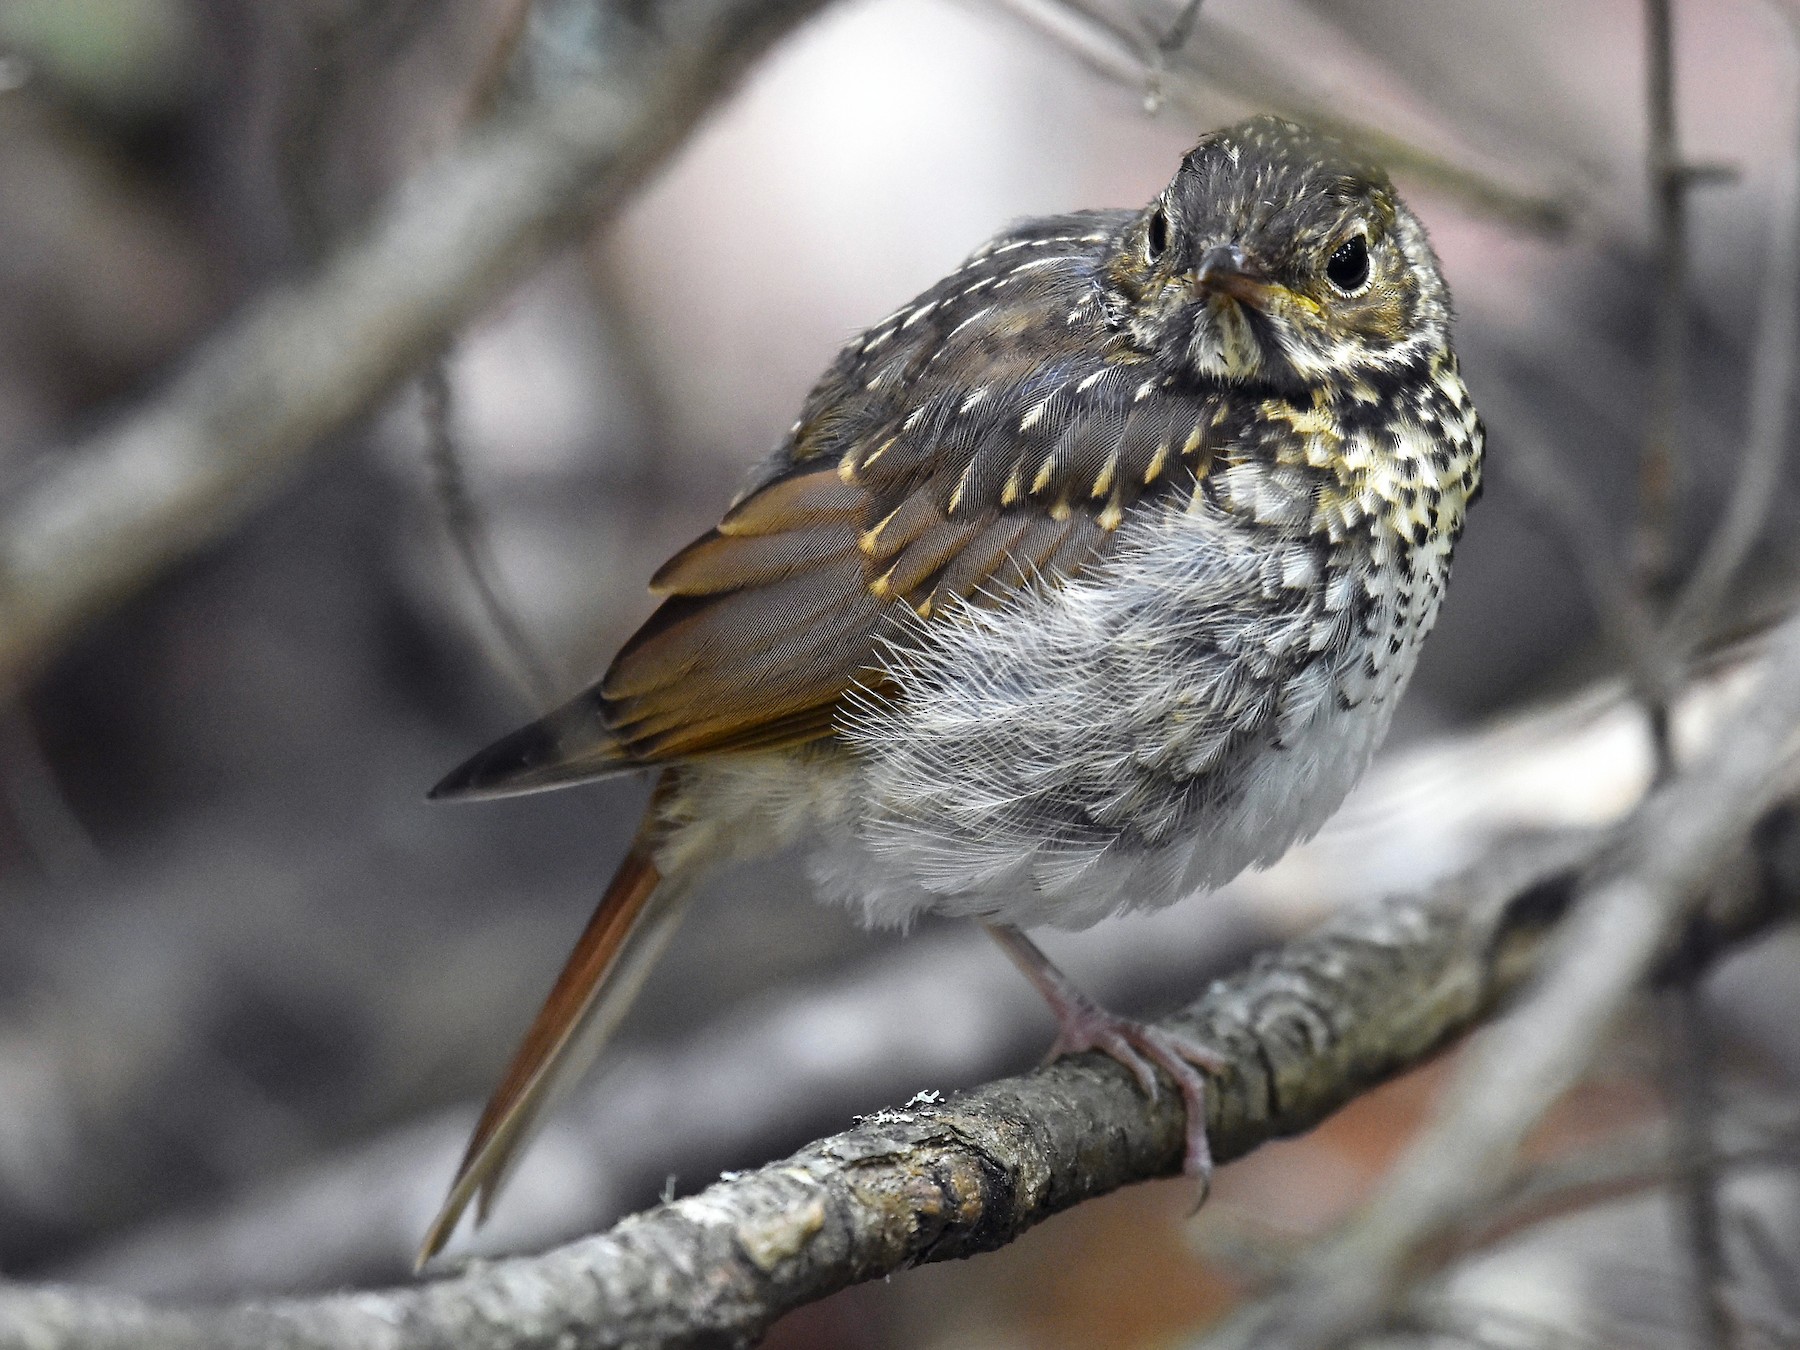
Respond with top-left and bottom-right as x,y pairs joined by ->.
985,922 -> 1224,1191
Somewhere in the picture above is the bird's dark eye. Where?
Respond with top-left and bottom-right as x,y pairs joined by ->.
1326,235 -> 1371,293
1145,208 -> 1170,263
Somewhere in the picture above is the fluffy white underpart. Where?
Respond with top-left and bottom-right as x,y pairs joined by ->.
809,498 -> 1424,929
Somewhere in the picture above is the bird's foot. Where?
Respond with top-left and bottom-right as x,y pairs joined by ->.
1042,986 -> 1223,1192
983,923 -> 1223,1194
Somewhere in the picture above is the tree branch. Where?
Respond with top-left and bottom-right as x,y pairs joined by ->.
4,746 -> 1798,1346
0,0 -> 836,690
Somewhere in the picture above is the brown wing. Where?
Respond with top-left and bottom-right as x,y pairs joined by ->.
432,214 -> 1226,798
602,233 -> 1222,760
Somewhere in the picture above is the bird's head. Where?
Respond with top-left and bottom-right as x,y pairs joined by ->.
1106,116 -> 1451,392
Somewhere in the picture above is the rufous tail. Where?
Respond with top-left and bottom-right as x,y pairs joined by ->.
417,777 -> 689,1266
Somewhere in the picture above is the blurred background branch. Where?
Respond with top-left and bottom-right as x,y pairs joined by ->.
0,0 -> 835,693
995,0 -> 1578,234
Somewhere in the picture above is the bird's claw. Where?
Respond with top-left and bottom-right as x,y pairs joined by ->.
983,924 -> 1222,1198
1043,995 -> 1224,1189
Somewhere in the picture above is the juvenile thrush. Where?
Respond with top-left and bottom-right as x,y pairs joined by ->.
419,115 -> 1484,1261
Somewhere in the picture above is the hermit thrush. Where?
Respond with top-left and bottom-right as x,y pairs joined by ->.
419,115 -> 1484,1262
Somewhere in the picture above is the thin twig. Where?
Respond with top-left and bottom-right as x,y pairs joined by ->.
1142,0 -> 1204,113
1634,6 -> 1742,1339
422,3 -> 563,709
420,357 -> 560,707
1637,0 -> 1690,620
1492,9 -> 1800,1332
993,0 -> 1574,235
0,703 -> 102,887
1665,1 -> 1800,652
461,0 -> 538,123
1199,1110 -> 1800,1288
1664,941 -> 1737,1349
1485,382 -> 1675,717
1734,1206 -> 1800,1326
1438,1112 -> 1800,1269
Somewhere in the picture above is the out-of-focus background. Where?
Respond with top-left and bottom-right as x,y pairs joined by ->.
1,0 -> 1799,1345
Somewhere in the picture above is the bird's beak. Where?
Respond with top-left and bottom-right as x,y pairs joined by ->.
1194,245 -> 1276,309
